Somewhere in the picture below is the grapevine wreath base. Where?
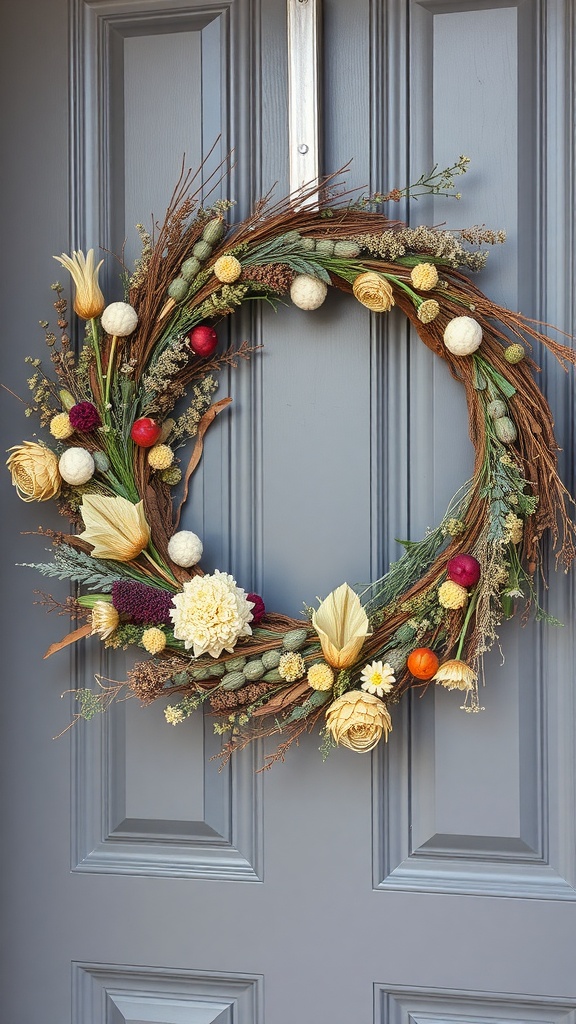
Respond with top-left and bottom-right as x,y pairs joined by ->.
6,156 -> 576,768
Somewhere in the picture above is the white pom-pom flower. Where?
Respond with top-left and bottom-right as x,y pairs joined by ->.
290,274 -> 328,310
58,447 -> 95,485
101,301 -> 138,337
443,316 -> 482,356
170,570 -> 255,658
167,530 -> 203,568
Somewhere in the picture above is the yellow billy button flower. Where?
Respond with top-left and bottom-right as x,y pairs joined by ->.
326,690 -> 392,752
78,494 -> 151,562
142,627 -> 167,654
53,249 -> 105,320
432,659 -> 477,692
417,299 -> 440,324
49,412 -> 74,440
214,254 -> 242,283
6,442 -> 61,502
352,272 -> 395,312
410,262 -> 439,291
312,583 -> 371,669
307,662 -> 334,691
438,579 -> 468,609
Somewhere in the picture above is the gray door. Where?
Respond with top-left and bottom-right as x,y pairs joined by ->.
1,1 -> 576,1022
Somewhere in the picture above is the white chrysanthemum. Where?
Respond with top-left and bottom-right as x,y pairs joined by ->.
169,570 -> 254,658
360,660 -> 395,697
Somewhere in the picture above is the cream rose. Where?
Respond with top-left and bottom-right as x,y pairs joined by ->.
352,272 -> 395,312
325,689 -> 392,752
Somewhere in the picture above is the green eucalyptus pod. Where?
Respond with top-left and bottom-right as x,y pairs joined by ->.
221,671 -> 247,691
314,239 -> 335,257
92,451 -> 110,473
282,628 -> 309,651
167,277 -> 190,301
202,217 -> 225,245
334,240 -> 361,258
494,416 -> 518,444
487,399 -> 507,420
193,240 -> 212,262
300,237 -> 316,252
224,656 -> 247,672
59,389 -> 76,412
181,257 -> 201,281
262,649 -> 281,670
383,647 -> 407,674
263,669 -> 283,683
244,659 -> 265,681
208,662 -> 226,678
281,230 -> 302,245
190,665 -> 211,681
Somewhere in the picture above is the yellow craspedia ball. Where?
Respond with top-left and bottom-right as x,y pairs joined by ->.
50,412 -> 74,440
307,662 -> 334,691
417,299 -> 440,323
148,443 -> 174,470
214,254 -> 242,283
438,580 -> 468,609
410,262 -> 439,291
142,627 -> 167,654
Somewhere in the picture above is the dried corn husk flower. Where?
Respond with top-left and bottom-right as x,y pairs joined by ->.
91,600 -> 120,640
433,659 -> 477,691
290,274 -> 328,310
411,262 -> 439,291
438,579 -> 468,609
50,412 -> 74,440
214,255 -> 242,283
53,249 -> 105,320
312,582 -> 371,669
7,442 -> 61,502
353,272 -> 395,312
417,299 -> 440,323
58,447 -> 95,485
326,690 -> 392,752
360,660 -> 395,697
307,662 -> 334,691
142,627 -> 167,654
79,494 -> 150,561
148,444 -> 174,470
278,651 -> 306,682
101,301 -> 138,337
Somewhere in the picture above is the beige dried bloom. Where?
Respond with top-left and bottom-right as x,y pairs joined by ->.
411,262 -> 439,291
417,299 -> 440,323
7,442 -> 61,502
307,662 -> 334,691
353,272 -> 395,312
53,249 -> 105,320
438,580 -> 468,609
312,583 -> 371,669
433,659 -> 477,691
91,601 -> 120,640
79,494 -> 150,561
326,690 -> 392,752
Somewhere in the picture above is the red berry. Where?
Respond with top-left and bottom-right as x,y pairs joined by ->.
130,417 -> 161,448
188,325 -> 218,357
446,553 -> 481,588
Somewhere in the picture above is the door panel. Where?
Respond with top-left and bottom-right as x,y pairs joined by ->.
1,1 -> 575,1022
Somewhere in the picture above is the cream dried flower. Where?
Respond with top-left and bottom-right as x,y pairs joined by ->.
278,651 -> 306,682
79,494 -> 150,561
53,248 -> 105,320
6,442 -> 61,502
58,447 -> 95,485
360,660 -> 395,697
169,570 -> 254,658
165,705 -> 185,725
443,315 -> 482,356
101,301 -> 138,337
438,580 -> 468,609
142,627 -> 167,654
167,530 -> 203,568
91,600 -> 120,640
312,583 -> 371,669
353,272 -> 395,312
326,690 -> 392,752
307,662 -> 334,691
411,262 -> 439,291
433,659 -> 477,691
50,412 -> 74,440
290,274 -> 328,310
504,513 -> 523,545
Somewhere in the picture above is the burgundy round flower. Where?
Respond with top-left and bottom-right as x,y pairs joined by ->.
247,592 -> 265,625
69,401 -> 101,432
112,579 -> 174,625
446,553 -> 481,588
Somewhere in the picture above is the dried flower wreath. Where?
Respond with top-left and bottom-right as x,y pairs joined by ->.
6,155 -> 576,768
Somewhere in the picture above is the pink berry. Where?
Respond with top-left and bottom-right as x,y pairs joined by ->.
130,417 -> 161,448
188,325 -> 218,357
446,553 -> 481,588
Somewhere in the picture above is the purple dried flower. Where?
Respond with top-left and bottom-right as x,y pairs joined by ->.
247,593 -> 265,625
69,401 -> 101,432
112,579 -> 174,625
